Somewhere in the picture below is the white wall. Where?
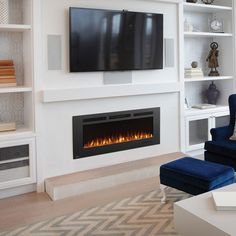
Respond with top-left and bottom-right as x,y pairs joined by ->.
35,0 -> 181,190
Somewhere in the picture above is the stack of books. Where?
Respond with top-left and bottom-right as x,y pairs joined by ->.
0,60 -> 17,87
185,68 -> 204,79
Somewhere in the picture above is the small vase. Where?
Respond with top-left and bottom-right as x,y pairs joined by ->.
0,0 -> 8,24
206,82 -> 220,105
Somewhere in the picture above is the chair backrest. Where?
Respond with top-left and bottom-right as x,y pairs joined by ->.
228,94 -> 236,132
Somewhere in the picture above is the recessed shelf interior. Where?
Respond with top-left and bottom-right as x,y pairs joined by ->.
185,80 -> 234,107
0,31 -> 32,87
0,92 -> 33,131
185,37 -> 233,76
7,0 -> 32,25
184,8 -> 232,34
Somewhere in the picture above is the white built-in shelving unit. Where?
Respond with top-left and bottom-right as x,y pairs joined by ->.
0,0 -> 36,193
182,0 -> 235,155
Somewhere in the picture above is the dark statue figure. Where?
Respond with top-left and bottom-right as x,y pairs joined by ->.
206,42 -> 220,76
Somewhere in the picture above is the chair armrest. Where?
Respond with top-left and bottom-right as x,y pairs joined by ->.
210,126 -> 231,141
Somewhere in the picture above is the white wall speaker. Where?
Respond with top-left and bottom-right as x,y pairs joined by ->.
103,71 -> 132,85
164,38 -> 175,68
47,35 -> 62,70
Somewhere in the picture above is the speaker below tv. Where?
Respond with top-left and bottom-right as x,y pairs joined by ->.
69,7 -> 163,72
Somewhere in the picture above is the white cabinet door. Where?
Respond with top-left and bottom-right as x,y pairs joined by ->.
0,138 -> 36,190
185,111 -> 230,152
186,115 -> 211,152
212,112 -> 230,129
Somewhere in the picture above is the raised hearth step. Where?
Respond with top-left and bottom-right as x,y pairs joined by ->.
45,152 -> 183,201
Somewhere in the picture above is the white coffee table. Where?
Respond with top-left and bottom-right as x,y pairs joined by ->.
174,183 -> 236,236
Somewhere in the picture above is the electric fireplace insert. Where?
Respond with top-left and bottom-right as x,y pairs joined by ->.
73,108 -> 160,159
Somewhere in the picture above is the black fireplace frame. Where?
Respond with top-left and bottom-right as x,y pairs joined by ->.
73,107 -> 160,159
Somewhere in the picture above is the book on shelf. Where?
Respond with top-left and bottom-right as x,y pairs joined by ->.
192,104 -> 216,109
185,76 -> 204,79
185,68 -> 202,72
0,60 -> 14,67
185,68 -> 204,78
0,75 -> 16,79
0,66 -> 15,70
185,71 -> 203,74
0,60 -> 17,87
185,75 -> 204,79
0,69 -> 15,76
0,75 -> 17,84
0,122 -> 16,132
0,83 -> 17,87
185,72 -> 203,75
0,79 -> 16,83
212,192 -> 236,211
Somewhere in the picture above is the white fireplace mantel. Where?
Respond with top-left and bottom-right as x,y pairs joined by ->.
42,82 -> 181,103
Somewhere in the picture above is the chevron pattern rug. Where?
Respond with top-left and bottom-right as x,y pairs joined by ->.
0,188 -> 189,236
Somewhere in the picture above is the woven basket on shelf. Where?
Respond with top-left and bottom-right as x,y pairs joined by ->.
0,0 -> 8,24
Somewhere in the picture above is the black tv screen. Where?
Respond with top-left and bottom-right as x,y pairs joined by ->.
69,7 -> 163,72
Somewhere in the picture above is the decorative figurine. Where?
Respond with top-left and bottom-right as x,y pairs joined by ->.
205,82 -> 220,105
201,0 -> 214,4
206,42 -> 220,76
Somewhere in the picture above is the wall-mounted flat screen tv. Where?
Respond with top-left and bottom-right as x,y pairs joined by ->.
69,7 -> 163,72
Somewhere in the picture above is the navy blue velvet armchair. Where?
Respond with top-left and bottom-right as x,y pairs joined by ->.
205,94 -> 236,170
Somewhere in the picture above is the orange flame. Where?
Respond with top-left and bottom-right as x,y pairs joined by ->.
84,132 -> 153,149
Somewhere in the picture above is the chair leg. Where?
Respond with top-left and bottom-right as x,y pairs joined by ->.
160,184 -> 167,204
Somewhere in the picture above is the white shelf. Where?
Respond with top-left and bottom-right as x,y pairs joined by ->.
0,86 -> 32,94
0,127 -> 35,142
184,76 -> 233,82
185,105 -> 229,116
184,32 -> 233,37
0,24 -> 32,32
184,3 -> 232,13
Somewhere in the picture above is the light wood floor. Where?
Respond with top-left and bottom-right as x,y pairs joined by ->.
0,152 -> 184,231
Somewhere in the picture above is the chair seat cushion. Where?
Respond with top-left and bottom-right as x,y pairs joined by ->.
205,140 -> 236,160
160,157 -> 234,193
